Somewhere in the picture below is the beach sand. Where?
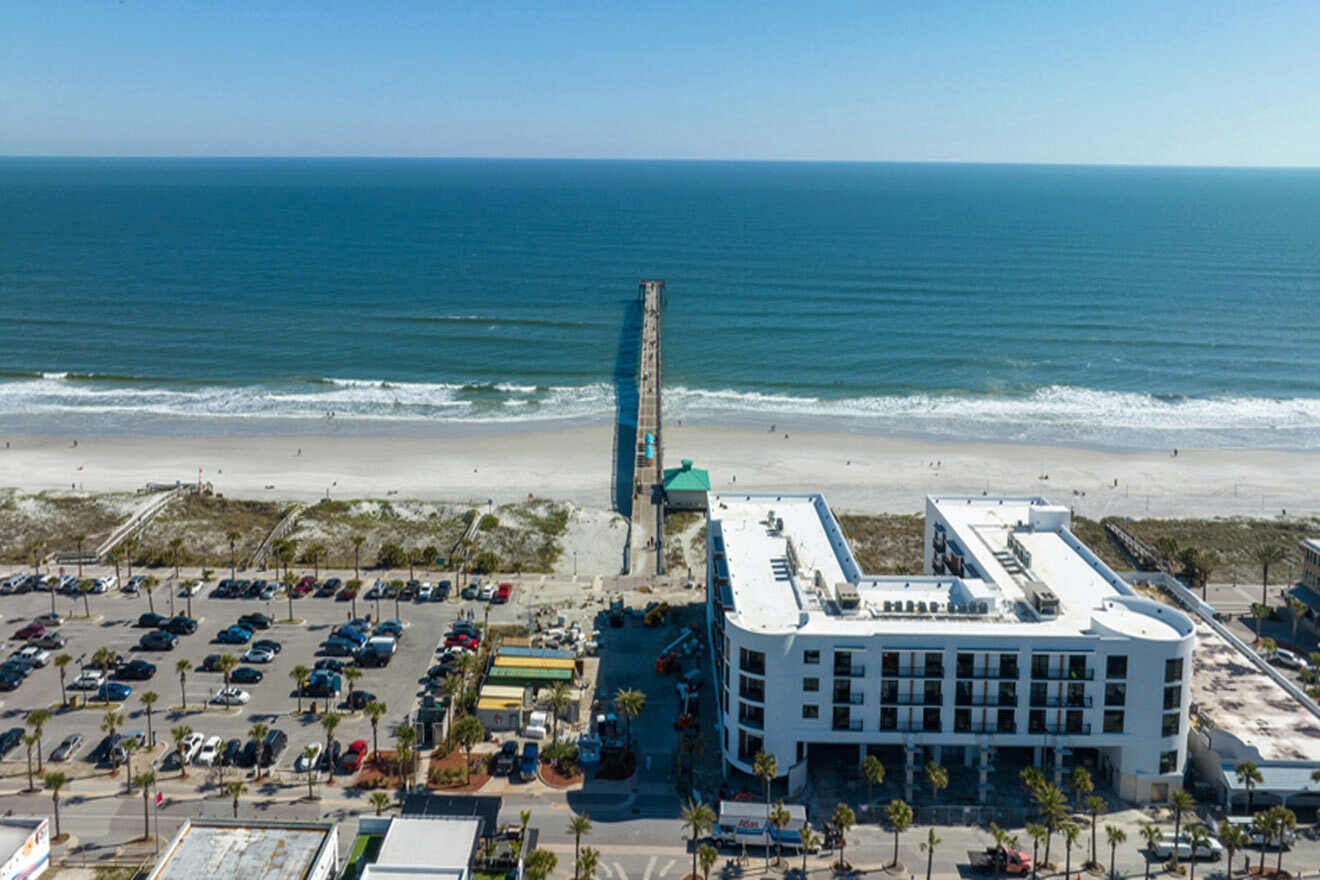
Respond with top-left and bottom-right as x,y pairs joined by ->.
0,426 -> 1315,520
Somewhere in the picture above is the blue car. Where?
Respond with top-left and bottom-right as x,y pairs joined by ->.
520,741 -> 538,779
97,682 -> 132,701
216,625 -> 253,644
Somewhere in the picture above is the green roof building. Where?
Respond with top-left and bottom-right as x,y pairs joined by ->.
663,459 -> 710,510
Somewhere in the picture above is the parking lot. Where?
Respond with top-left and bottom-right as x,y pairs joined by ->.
0,567 -> 541,783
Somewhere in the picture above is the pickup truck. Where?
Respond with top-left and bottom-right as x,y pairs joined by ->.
968,847 -> 1032,875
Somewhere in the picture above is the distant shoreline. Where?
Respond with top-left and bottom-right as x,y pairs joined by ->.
1,425 -> 1316,520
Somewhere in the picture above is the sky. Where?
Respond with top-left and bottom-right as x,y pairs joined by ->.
3,0 -> 1319,165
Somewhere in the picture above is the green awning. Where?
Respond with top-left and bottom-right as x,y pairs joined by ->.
664,459 -> 710,492
486,665 -> 573,683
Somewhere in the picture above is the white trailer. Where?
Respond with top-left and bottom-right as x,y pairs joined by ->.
715,801 -> 810,848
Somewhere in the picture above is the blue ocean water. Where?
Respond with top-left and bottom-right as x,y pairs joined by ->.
1,158 -> 1318,448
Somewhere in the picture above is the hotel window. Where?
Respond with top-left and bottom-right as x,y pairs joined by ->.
881,680 -> 899,703
803,650 -> 820,665
803,677 -> 819,693
955,681 -> 973,706
1165,658 -> 1184,683
882,652 -> 900,676
923,680 -> 942,705
1028,710 -> 1046,734
801,704 -> 819,719
1107,655 -> 1128,679
997,708 -> 1016,732
956,653 -> 975,677
1000,654 -> 1019,678
954,708 -> 972,732
1105,683 -> 1126,706
740,675 -> 765,702
1031,655 -> 1051,680
740,648 -> 766,675
924,652 -> 944,677
922,708 -> 941,731
1160,750 -> 1178,774
1163,686 -> 1181,710
880,707 -> 898,730
1161,713 -> 1180,737
1103,710 -> 1125,733
998,682 -> 1017,705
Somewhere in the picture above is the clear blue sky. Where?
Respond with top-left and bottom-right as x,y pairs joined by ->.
4,0 -> 1318,164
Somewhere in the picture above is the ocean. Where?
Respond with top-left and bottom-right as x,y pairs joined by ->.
1,158 -> 1318,449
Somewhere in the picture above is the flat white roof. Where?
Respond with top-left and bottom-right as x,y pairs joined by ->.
363,816 -> 479,880
148,821 -> 335,880
0,819 -> 44,858
710,492 -> 1188,641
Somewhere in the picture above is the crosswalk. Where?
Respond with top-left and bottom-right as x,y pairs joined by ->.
597,855 -> 679,880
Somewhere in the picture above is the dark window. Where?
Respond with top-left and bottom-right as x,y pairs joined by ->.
1160,750 -> 1178,774
1030,682 -> 1048,706
801,704 -> 819,719
1161,713 -> 1180,737
998,682 -> 1017,705
738,702 -> 764,729
1029,709 -> 1046,734
803,677 -> 819,693
880,707 -> 898,730
881,680 -> 898,703
1165,658 -> 1184,683
832,707 -> 854,730
834,651 -> 861,676
956,653 -> 974,677
882,652 -> 899,676
955,681 -> 973,706
954,708 -> 972,732
740,648 -> 766,675
1105,683 -> 1126,706
1031,655 -> 1050,680
924,652 -> 943,677
1000,654 -> 1019,678
1103,710 -> 1125,733
1065,710 -> 1085,733
833,680 -> 853,703
1107,655 -> 1128,678
740,675 -> 765,702
997,708 -> 1016,732
1066,682 -> 1086,706
1068,655 -> 1088,679
923,680 -> 942,705
803,650 -> 820,665
1163,686 -> 1181,710
922,708 -> 941,731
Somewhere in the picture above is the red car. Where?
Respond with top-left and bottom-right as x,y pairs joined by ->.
340,739 -> 368,772
14,623 -> 44,641
445,634 -> 478,649
299,575 -> 316,589
493,583 -> 512,604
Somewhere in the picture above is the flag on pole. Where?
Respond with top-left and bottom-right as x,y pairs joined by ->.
155,792 -> 163,806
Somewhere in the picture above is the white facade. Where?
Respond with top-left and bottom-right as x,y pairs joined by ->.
706,493 -> 1196,804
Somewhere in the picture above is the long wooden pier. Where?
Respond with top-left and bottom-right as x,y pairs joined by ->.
629,280 -> 665,575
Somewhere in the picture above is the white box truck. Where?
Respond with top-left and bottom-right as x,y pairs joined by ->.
715,801 -> 811,848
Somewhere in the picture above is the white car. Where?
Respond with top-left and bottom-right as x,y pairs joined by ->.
417,583 -> 433,601
180,731 -> 205,763
179,581 -> 202,597
478,583 -> 495,601
213,687 -> 250,706
1152,833 -> 1223,860
1271,647 -> 1307,669
95,575 -> 117,592
70,670 -> 105,690
14,646 -> 51,667
294,742 -> 322,772
195,735 -> 222,766
242,647 -> 275,663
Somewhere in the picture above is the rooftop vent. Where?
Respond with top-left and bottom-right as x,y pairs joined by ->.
835,582 -> 860,610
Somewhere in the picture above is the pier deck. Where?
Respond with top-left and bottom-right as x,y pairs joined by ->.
629,280 -> 665,575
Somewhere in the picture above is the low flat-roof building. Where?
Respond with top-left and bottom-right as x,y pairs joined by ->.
147,820 -> 338,880
707,492 -> 1196,803
350,816 -> 480,880
0,818 -> 49,880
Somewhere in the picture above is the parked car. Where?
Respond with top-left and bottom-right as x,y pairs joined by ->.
13,623 -> 44,640
493,583 -> 512,604
0,728 -> 24,758
13,646 -> 51,667
318,739 -> 343,772
32,632 -> 67,649
33,613 -> 63,627
220,738 -> 243,767
259,728 -> 288,766
478,583 -> 495,601
213,687 -> 250,706
70,670 -> 105,690
162,616 -> 198,635
317,579 -> 340,597
216,625 -> 254,644
435,580 -> 451,600
461,584 -> 478,600
110,730 -> 147,765
294,742 -> 322,772
0,673 -> 23,692
450,620 -> 479,638
96,681 -> 132,701
115,659 -> 157,680
314,658 -> 346,672
242,646 -> 275,664
137,613 -> 168,628
417,583 -> 433,601
321,637 -> 358,657
1272,648 -> 1308,670
445,633 -> 478,649
138,630 -> 179,651
196,735 -> 222,766
495,741 -> 518,774
179,580 -> 202,597
340,739 -> 368,772
375,619 -> 404,638
181,731 -> 206,763
345,690 -> 376,710
520,741 -> 539,778
252,639 -> 282,654
238,613 -> 273,630
201,654 -> 224,672
51,733 -> 84,762
1152,834 -> 1223,860
231,666 -> 263,684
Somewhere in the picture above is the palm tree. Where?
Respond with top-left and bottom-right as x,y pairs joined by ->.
122,535 -> 137,582
43,772 -> 67,838
798,828 -> 819,877
1186,825 -> 1210,880
1070,766 -> 1093,812
225,780 -> 247,818
832,802 -> 855,870
453,715 -> 484,784
1217,820 -> 1246,877
920,828 -> 941,880
303,746 -> 319,800
1026,824 -> 1047,880
226,530 -> 241,579
53,653 -> 73,707
247,723 -> 269,778
290,665 -> 310,713
886,799 -> 913,869
217,653 -> 239,691
307,543 -> 325,579
524,850 -> 558,880
753,749 -> 777,842
861,753 -> 885,816
136,770 -> 156,840
120,735 -> 140,793
990,823 -> 1013,880
369,791 -> 392,815
321,712 -> 341,782
1105,826 -> 1126,880
1168,789 -> 1196,870
568,814 -> 593,880
100,709 -> 123,759
1268,806 -> 1296,874
343,666 -> 363,704
170,724 -> 192,777
1061,822 -> 1080,879
1235,761 -> 1262,814
78,580 -> 93,617
680,800 -> 715,880
169,536 -> 184,577
26,709 -> 51,773
1250,603 -> 1270,642
1140,823 -> 1162,880
577,847 -> 601,880
176,658 -> 192,709
1085,794 -> 1105,867
925,761 -> 948,815
140,691 -> 159,747
21,734 -> 37,791
351,534 -> 365,578
768,801 -> 790,868
395,725 -> 416,791
1038,782 -> 1066,869
1251,811 -> 1271,874
143,576 -> 156,614
108,550 -> 120,588
365,700 -> 387,757
697,843 -> 718,880
1288,596 -> 1307,647
548,681 -> 571,742
1253,542 -> 1288,606
72,533 -> 87,578
614,687 -> 646,749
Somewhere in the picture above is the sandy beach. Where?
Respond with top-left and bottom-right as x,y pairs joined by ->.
1,426 -> 1317,520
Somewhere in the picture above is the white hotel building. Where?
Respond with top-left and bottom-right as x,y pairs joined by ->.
705,493 -> 1195,804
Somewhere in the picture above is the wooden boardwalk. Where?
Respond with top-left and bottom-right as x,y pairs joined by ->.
630,280 -> 665,575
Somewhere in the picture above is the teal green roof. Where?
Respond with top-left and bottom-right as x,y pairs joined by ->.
664,459 -> 710,492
